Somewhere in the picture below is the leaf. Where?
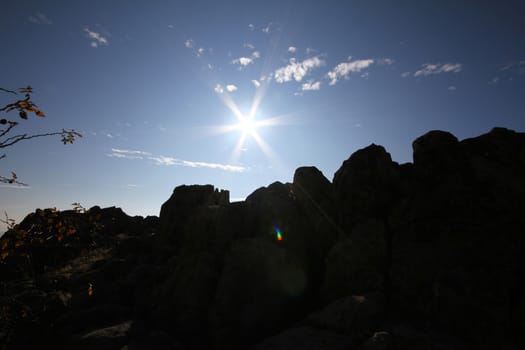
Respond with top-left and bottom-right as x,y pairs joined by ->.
0,119 -> 6,124
34,109 -> 45,117
19,111 -> 28,120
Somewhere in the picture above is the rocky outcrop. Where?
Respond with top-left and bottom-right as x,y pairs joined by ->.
1,127 -> 525,350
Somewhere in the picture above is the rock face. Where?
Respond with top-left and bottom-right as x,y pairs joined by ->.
1,127 -> 525,350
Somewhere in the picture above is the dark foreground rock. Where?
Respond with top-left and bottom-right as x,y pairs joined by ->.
1,127 -> 525,350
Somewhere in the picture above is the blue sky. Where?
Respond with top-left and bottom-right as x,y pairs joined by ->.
1,0 -> 525,232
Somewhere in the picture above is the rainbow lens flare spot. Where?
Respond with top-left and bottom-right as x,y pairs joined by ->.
275,228 -> 283,241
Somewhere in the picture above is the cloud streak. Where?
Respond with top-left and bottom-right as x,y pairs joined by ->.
107,149 -> 247,172
413,63 -> 462,77
28,12 -> 52,25
84,27 -> 109,47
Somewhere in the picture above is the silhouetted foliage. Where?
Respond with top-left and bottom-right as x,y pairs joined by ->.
0,86 -> 82,185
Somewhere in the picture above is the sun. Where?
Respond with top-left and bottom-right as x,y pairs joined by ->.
209,79 -> 296,163
238,116 -> 257,135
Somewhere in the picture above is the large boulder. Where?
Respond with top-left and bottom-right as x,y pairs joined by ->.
152,252 -> 219,349
412,130 -> 459,168
390,128 -> 525,349
322,219 -> 387,302
210,238 -> 310,350
159,185 -> 229,247
333,144 -> 401,229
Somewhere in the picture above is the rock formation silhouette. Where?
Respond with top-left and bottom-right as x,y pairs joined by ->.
1,127 -> 524,349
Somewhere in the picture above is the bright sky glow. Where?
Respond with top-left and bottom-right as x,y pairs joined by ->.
1,1 -> 524,233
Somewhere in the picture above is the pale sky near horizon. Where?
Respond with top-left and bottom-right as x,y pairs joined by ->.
1,0 -> 525,233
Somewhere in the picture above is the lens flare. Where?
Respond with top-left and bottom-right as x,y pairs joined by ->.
275,227 -> 283,241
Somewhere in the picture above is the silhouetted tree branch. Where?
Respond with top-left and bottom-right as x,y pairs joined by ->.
0,86 -> 82,185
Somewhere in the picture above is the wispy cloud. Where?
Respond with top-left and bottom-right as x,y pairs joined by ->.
500,60 -> 525,74
288,46 -> 297,53
274,57 -> 325,83
306,47 -> 317,55
185,39 -> 194,48
107,148 -> 151,159
214,84 -> 237,93
251,80 -> 261,88
226,84 -> 238,92
327,58 -> 375,85
377,58 -> 394,65
108,149 -> 247,172
84,27 -> 109,48
248,24 -> 255,31
302,81 -> 321,91
413,63 -> 462,77
448,86 -> 457,90
262,23 -> 272,33
150,156 -> 247,172
214,84 -> 224,94
28,12 -> 52,25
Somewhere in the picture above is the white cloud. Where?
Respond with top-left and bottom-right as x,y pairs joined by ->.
184,39 -> 194,48
302,81 -> 321,91
248,24 -> 255,31
401,72 -> 411,78
288,46 -> 297,53
413,63 -> 462,77
252,80 -> 261,88
226,84 -> 238,92
84,27 -> 109,47
235,57 -> 253,66
150,156 -> 247,172
327,58 -> 375,85
124,184 -> 142,189
167,24 -> 174,29
214,84 -> 224,94
28,12 -> 52,25
198,47 -> 205,55
306,47 -> 317,55
262,23 -> 271,33
377,58 -> 394,65
448,86 -> 457,90
244,43 -> 255,49
500,61 -> 525,74
232,51 -> 260,67
108,148 -> 151,159
109,149 -> 247,172
274,56 -> 325,83
489,77 -> 500,85
106,133 -> 113,138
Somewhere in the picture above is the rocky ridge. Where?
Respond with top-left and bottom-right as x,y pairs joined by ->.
1,127 -> 524,349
